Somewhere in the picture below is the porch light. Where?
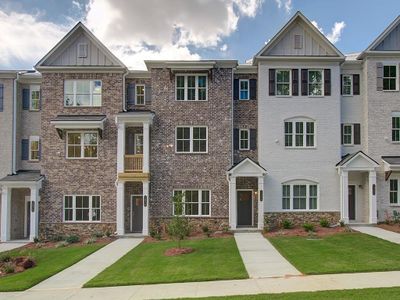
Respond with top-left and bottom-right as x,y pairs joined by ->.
144,195 -> 148,207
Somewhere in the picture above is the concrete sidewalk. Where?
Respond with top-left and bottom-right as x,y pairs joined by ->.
30,238 -> 143,290
234,232 -> 301,278
351,226 -> 400,244
0,241 -> 28,253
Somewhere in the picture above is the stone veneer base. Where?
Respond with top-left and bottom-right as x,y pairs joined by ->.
264,211 -> 341,230
39,222 -> 116,239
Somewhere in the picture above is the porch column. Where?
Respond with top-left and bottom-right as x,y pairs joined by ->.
228,176 -> 237,230
257,176 -> 264,230
117,123 -> 126,173
116,181 -> 125,235
1,187 -> 10,241
369,171 -> 378,224
143,122 -> 150,174
29,185 -> 40,241
142,180 -> 149,236
340,170 -> 349,223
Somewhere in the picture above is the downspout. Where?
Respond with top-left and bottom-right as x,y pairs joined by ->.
122,69 -> 129,112
11,72 -> 21,174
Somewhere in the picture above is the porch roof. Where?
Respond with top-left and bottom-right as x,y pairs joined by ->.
0,170 -> 44,185
382,157 -> 400,180
336,151 -> 379,169
227,157 -> 267,177
50,114 -> 106,138
116,111 -> 155,125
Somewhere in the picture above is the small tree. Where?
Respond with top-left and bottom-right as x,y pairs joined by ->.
168,192 -> 191,248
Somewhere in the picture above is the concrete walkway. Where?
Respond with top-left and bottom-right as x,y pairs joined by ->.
234,232 -> 301,278
2,270 -> 400,300
30,238 -> 143,290
351,226 -> 400,244
0,241 -> 28,253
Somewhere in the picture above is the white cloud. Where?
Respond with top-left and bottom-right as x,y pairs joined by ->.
274,0 -> 292,14
72,1 -> 83,10
311,20 -> 346,44
220,44 -> 228,51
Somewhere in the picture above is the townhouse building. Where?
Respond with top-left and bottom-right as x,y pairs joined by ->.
1,11 -> 400,241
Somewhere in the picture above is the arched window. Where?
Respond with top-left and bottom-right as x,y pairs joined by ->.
284,117 -> 316,148
282,180 -> 318,210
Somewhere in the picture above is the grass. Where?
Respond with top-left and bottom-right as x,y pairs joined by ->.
268,232 -> 400,275
85,237 -> 248,287
0,243 -> 104,292
173,287 -> 400,299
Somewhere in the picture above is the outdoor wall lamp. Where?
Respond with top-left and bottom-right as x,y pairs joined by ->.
144,195 -> 148,207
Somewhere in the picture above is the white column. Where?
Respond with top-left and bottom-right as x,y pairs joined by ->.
369,171 -> 378,224
117,123 -> 126,173
1,187 -> 10,242
29,185 -> 40,241
142,180 -> 149,236
116,181 -> 125,235
340,170 -> 349,223
143,122 -> 150,174
257,176 -> 264,230
229,176 -> 237,230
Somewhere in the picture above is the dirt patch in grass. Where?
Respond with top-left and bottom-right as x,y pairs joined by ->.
378,223 -> 400,233
164,247 -> 194,256
264,226 -> 348,238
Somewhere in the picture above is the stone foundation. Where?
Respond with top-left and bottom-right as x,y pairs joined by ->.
39,222 -> 116,239
149,217 -> 229,235
264,211 -> 341,230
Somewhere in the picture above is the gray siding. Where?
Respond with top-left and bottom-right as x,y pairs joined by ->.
374,23 -> 400,51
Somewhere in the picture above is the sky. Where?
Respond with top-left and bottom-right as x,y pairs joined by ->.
0,0 -> 400,70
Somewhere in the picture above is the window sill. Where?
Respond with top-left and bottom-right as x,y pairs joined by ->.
382,90 -> 399,92
308,95 -> 325,98
63,221 -> 102,223
389,204 -> 400,207
280,209 -> 319,212
276,95 -> 292,98
175,152 -> 208,155
239,148 -> 251,151
28,109 -> 41,112
63,106 -> 103,108
66,157 -> 99,160
284,147 -> 317,150
175,100 -> 208,102
28,160 -> 40,163
342,95 -> 353,97
173,215 -> 211,218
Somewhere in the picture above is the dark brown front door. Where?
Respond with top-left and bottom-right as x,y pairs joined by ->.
348,185 -> 356,221
26,201 -> 31,238
131,195 -> 143,233
237,191 -> 253,226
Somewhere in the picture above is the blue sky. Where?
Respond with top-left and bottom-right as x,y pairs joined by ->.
0,0 -> 399,69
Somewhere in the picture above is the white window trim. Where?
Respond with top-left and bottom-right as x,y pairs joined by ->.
63,195 -> 101,222
29,136 -> 40,161
135,84 -> 146,105
389,178 -> 400,206
175,126 -> 208,154
64,80 -> 102,107
343,124 -> 354,146
281,182 -> 319,211
77,43 -> 88,58
284,119 -> 317,149
172,189 -> 211,217
29,85 -> 40,111
383,64 -> 399,92
342,74 -> 353,96
239,129 -> 250,150
308,69 -> 324,97
175,74 -> 208,101
239,79 -> 250,100
392,112 -> 400,143
66,131 -> 99,159
275,69 -> 292,97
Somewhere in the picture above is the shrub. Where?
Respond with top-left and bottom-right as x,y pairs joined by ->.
56,241 -> 69,248
222,225 -> 230,233
51,235 -> 64,242
150,225 -> 162,240
65,235 -> 80,244
22,258 -> 35,269
202,225 -> 211,237
168,192 -> 191,248
105,230 -> 112,237
339,220 -> 345,227
282,219 -> 293,229
303,223 -> 315,232
319,218 -> 330,228
0,254 -> 11,263
33,237 -> 40,243
85,237 -> 97,245
92,232 -> 104,238
2,262 -> 15,274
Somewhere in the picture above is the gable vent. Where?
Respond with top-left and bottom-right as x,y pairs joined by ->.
77,43 -> 88,58
294,35 -> 303,49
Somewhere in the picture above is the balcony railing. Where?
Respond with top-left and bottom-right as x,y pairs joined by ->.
124,154 -> 143,172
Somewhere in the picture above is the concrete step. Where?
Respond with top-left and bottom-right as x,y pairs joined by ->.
233,228 -> 262,233
119,233 -> 145,238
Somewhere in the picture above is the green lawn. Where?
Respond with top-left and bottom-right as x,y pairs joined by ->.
268,233 -> 400,275
173,287 -> 400,300
85,237 -> 248,287
0,243 -> 104,292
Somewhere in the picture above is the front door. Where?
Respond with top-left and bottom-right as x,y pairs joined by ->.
237,190 -> 253,226
131,195 -> 143,233
348,185 -> 356,221
25,196 -> 31,238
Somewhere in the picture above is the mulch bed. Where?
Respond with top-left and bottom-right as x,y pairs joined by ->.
264,226 -> 348,237
22,236 -> 116,249
164,247 -> 194,256
0,256 -> 35,277
378,223 -> 400,234
144,231 -> 233,243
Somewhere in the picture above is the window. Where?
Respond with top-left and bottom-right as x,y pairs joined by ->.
383,65 -> 397,91
135,134 -> 143,154
173,190 -> 210,216
77,43 -> 88,58
66,132 -> 98,158
175,75 -> 207,101
284,119 -> 315,148
343,124 -> 353,145
64,195 -> 101,222
342,75 -> 353,96
29,136 -> 40,161
239,129 -> 249,150
294,34 -> 303,49
282,182 -> 318,210
392,114 -> 400,142
135,84 -> 145,105
176,126 -> 207,153
276,70 -> 290,96
30,85 -> 40,110
239,79 -> 249,100
390,179 -> 399,205
308,70 -> 323,96
64,80 -> 102,107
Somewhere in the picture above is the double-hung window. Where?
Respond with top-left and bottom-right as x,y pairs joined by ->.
135,84 -> 145,105
173,190 -> 210,216
383,65 -> 397,91
276,70 -> 290,96
392,113 -> 400,142
343,124 -> 353,145
29,136 -> 40,161
239,79 -> 249,100
67,132 -> 98,158
308,70 -> 323,96
176,126 -> 207,153
390,179 -> 399,205
64,195 -> 101,222
239,129 -> 249,150
284,119 -> 315,148
30,85 -> 40,110
282,182 -> 318,210
342,75 -> 353,96
64,80 -> 102,107
176,75 -> 207,101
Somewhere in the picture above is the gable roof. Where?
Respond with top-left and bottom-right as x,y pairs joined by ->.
35,22 -> 126,70
253,11 -> 344,63
227,157 -> 267,176
336,151 -> 379,168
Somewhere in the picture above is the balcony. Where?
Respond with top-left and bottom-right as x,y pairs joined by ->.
124,154 -> 143,172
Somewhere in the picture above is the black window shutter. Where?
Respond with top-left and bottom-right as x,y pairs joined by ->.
233,79 -> 239,100
353,74 -> 360,95
292,69 -> 299,96
250,79 -> 257,100
21,139 -> 29,160
341,124 -> 344,145
324,69 -> 331,96
127,83 -> 135,105
377,62 -> 383,91
250,129 -> 257,150
301,69 -> 308,96
0,83 -> 3,112
354,124 -> 361,145
145,85 -> 151,104
22,88 -> 30,110
269,69 -> 275,96
233,129 -> 239,150
340,74 -> 343,95
38,140 -> 41,160
39,87 -> 42,110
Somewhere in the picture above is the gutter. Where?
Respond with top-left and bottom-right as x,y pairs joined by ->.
11,72 -> 20,174
122,69 -> 129,112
